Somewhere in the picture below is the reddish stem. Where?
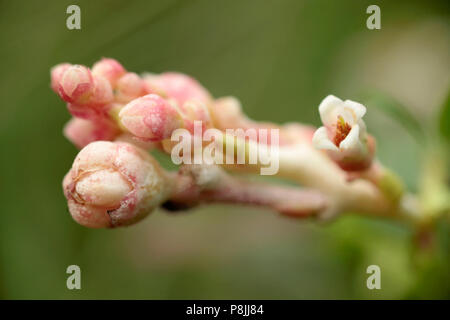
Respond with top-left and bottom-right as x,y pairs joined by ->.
165,166 -> 327,218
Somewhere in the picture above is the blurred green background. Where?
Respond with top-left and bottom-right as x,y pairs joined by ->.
0,0 -> 448,299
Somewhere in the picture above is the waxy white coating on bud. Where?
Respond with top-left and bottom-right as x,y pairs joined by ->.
63,141 -> 170,228
312,95 -> 374,171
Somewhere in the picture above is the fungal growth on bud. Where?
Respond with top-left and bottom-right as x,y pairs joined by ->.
144,72 -> 212,106
119,94 -> 184,141
312,95 -> 375,171
63,141 -> 171,228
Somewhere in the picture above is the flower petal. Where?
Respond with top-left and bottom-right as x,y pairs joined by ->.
318,95 -> 343,126
339,124 -> 360,150
343,100 -> 366,121
312,126 -> 339,151
357,119 -> 367,139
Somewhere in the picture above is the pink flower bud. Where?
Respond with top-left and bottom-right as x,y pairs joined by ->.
119,94 -> 184,141
63,118 -> 119,149
63,141 -> 170,228
58,65 -> 94,104
50,63 -> 71,92
57,68 -> 114,118
90,74 -> 114,105
92,58 -> 126,86
144,72 -> 212,106
115,72 -> 146,103
66,103 -> 99,119
180,100 -> 212,133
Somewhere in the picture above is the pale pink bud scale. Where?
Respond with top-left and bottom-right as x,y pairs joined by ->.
144,72 -> 212,106
119,94 -> 184,141
91,75 -> 114,105
58,65 -> 94,103
50,63 -> 71,92
92,58 -> 126,86
75,170 -> 132,207
63,118 -> 119,149
115,72 -> 146,103
180,100 -> 212,132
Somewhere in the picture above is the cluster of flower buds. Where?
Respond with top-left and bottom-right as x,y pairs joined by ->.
52,58 -> 414,229
51,58 -> 213,149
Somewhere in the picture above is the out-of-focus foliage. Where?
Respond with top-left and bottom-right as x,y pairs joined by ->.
0,0 -> 448,299
439,91 -> 450,143
360,90 -> 426,144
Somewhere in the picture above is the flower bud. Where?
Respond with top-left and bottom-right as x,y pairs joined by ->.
91,74 -> 114,105
58,65 -> 94,104
63,141 -> 170,228
312,95 -> 375,171
180,100 -> 212,133
144,72 -> 212,106
55,63 -> 113,106
211,96 -> 245,129
119,94 -> 184,141
63,118 -> 119,149
50,63 -> 71,93
115,72 -> 146,103
92,58 -> 126,86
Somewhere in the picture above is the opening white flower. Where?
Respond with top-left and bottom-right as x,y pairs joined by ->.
312,95 -> 374,171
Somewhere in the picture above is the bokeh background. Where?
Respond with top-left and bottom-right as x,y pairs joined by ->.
0,0 -> 448,299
